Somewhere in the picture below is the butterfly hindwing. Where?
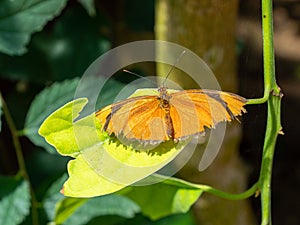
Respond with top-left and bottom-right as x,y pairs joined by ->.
95,88 -> 247,143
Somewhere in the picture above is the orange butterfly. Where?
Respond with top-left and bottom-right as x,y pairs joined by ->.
95,85 -> 247,144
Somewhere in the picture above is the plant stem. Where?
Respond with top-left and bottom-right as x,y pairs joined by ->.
246,0 -> 276,105
0,92 -> 40,225
257,0 -> 282,225
258,92 -> 282,225
160,174 -> 259,200
196,182 -> 259,201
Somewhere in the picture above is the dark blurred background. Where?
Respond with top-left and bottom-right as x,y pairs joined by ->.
0,0 -> 299,224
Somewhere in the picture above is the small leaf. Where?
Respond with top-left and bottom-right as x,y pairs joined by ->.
55,195 -> 140,225
0,0 -> 68,55
0,176 -> 31,225
24,78 -> 80,153
38,98 -> 88,156
124,175 -> 202,220
78,0 -> 96,17
38,98 -> 109,157
55,198 -> 87,224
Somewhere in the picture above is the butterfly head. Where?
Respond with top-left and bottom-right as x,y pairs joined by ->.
158,86 -> 171,102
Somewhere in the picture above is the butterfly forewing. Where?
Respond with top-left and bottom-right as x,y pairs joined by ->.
96,95 -> 171,142
219,92 -> 247,116
95,88 -> 247,144
122,98 -> 169,141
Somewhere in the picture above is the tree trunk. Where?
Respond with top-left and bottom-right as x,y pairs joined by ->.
155,1 -> 256,224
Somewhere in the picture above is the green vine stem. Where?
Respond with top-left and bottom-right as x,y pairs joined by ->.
0,92 -> 40,225
247,0 -> 282,224
165,175 -> 259,200
247,0 -> 276,106
180,0 -> 281,224
196,1 -> 281,224
259,90 -> 282,225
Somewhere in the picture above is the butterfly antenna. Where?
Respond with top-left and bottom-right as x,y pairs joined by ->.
123,69 -> 157,86
162,50 -> 186,86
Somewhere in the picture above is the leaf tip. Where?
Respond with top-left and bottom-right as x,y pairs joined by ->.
60,186 -> 65,195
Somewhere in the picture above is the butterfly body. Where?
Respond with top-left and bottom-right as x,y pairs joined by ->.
156,87 -> 174,140
95,87 -> 247,144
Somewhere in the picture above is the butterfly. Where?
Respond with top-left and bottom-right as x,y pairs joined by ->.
95,84 -> 247,144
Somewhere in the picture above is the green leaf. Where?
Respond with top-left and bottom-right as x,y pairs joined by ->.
43,174 -> 139,224
0,3 -> 111,83
38,98 -> 109,157
55,195 -> 140,225
78,0 -> 96,17
24,78 -> 80,153
43,174 -> 67,220
0,0 -> 68,55
151,212 -> 197,225
62,154 -> 127,197
33,5 -> 110,81
38,89 -> 189,197
40,101 -> 146,196
121,212 -> 196,225
0,176 -> 31,225
124,175 -> 202,220
24,77 -> 127,153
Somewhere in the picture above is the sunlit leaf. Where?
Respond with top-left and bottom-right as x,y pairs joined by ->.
54,195 -> 140,225
38,97 -> 179,196
63,154 -> 126,197
38,98 -> 127,196
38,89 -> 189,197
0,0 -> 68,55
0,176 -> 31,225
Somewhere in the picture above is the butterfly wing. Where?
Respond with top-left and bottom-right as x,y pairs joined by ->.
96,88 -> 246,143
169,89 -> 247,140
95,95 -> 172,142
